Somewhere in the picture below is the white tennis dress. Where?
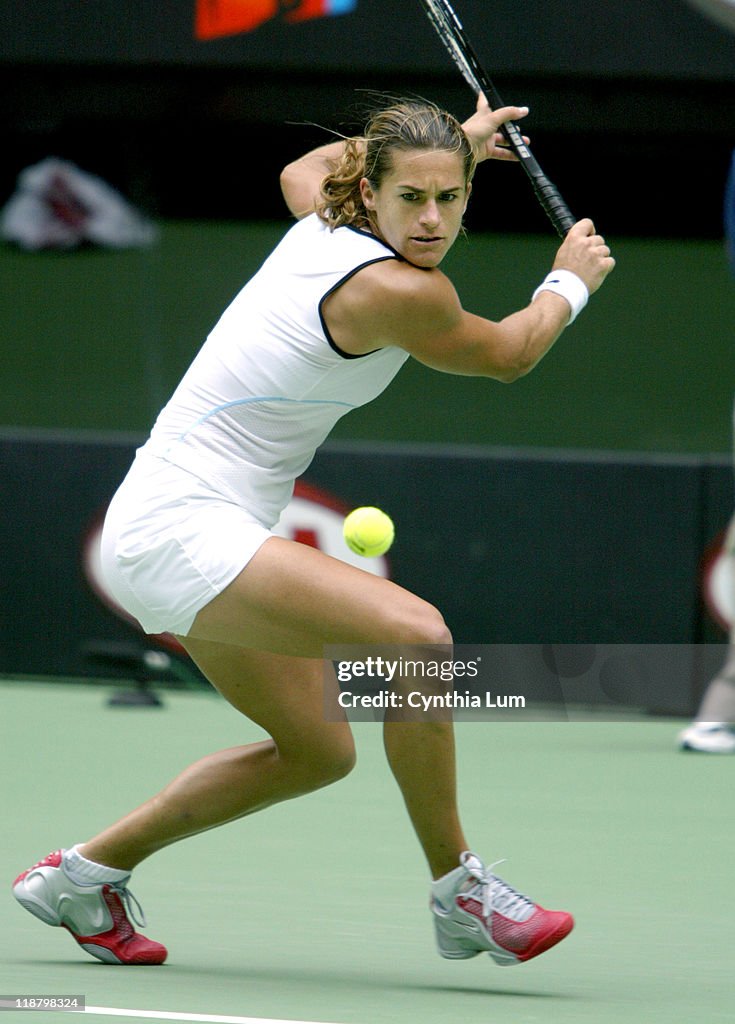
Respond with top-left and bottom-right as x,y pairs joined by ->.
100,214 -> 409,635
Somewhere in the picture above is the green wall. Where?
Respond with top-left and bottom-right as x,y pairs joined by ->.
2,222 -> 734,453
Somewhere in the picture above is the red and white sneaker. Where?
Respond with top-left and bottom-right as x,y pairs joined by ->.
12,850 -> 167,965
431,852 -> 573,965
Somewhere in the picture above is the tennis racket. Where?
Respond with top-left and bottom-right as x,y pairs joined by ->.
418,0 -> 576,238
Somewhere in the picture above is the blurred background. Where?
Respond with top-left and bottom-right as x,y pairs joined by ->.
1,0 -> 735,712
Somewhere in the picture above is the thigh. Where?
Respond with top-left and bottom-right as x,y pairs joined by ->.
185,536 -> 448,657
178,635 -> 353,758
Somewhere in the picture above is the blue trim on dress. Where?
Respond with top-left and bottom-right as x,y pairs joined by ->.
171,395 -> 357,445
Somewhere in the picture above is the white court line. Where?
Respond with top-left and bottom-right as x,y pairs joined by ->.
75,1008 -> 340,1024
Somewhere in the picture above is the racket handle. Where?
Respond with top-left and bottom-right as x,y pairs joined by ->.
531,176 -> 576,237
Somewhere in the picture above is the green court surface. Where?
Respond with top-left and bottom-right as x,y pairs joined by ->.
1,679 -> 731,1024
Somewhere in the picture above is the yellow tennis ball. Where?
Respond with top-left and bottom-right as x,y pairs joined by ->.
343,506 -> 395,557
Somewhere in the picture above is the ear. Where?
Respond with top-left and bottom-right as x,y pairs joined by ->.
360,177 -> 377,211
463,182 -> 472,213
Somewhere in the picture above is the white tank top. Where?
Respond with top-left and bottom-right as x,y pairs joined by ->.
142,214 -> 409,527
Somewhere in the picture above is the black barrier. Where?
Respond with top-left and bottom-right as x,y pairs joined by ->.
1,0 -> 734,80
0,429 -> 730,714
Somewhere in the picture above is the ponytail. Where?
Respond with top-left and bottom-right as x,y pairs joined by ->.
316,99 -> 475,233
316,138 -> 369,230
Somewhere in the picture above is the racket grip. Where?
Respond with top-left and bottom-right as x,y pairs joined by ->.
531,177 -> 576,238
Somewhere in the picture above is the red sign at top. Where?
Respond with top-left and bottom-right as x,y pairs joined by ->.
195,0 -> 357,40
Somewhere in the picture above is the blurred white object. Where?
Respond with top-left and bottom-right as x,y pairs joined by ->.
684,0 -> 735,34
678,721 -> 735,753
0,157 -> 157,251
702,517 -> 735,631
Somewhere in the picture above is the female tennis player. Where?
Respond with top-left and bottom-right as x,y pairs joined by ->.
13,96 -> 614,967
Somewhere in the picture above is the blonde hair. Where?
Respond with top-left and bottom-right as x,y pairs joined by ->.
316,99 -> 476,231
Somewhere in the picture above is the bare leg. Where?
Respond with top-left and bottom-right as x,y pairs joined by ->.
184,537 -> 451,655
383,719 -> 467,879
81,646 -> 355,870
82,538 -> 465,877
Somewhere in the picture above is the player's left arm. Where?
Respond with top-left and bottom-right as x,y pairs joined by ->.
325,260 -> 568,381
410,223 -> 612,379
326,221 -> 613,381
384,271 -> 574,382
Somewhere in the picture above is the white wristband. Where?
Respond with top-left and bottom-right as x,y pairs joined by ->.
532,270 -> 589,325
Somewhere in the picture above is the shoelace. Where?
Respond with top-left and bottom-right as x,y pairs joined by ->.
460,852 -> 535,920
109,882 -> 147,929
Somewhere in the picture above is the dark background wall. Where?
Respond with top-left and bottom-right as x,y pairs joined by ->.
0,431 -> 730,716
1,0 -> 735,237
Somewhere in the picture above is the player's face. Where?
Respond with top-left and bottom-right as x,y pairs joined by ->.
360,148 -> 471,268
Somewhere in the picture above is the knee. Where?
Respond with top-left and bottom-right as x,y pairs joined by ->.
400,601 -> 453,648
282,731 -> 357,793
310,735 -> 357,786
424,608 -> 453,648
324,741 -> 357,786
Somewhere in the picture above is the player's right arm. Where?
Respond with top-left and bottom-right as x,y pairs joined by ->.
324,219 -> 614,382
280,140 -> 361,220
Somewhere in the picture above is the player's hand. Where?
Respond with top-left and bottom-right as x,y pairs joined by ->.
552,218 -> 615,295
462,94 -> 529,163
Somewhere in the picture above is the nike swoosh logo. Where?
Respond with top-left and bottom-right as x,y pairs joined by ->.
58,894 -> 108,933
433,899 -> 482,932
454,918 -> 481,933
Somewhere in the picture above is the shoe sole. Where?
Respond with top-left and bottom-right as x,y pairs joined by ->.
435,909 -> 574,966
681,746 -> 735,754
77,940 -> 123,965
13,882 -> 62,927
436,944 -> 483,961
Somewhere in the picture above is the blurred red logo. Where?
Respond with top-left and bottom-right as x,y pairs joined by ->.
196,0 -> 357,40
